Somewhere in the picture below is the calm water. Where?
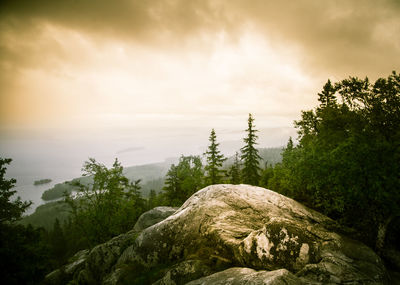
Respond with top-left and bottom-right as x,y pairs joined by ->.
0,130 -> 210,215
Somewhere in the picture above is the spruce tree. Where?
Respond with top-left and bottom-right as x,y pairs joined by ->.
204,129 -> 227,185
240,113 -> 261,185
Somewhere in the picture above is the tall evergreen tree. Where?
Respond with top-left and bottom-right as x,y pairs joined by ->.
204,129 -> 227,185
317,79 -> 337,108
241,113 -> 261,185
228,152 -> 241,184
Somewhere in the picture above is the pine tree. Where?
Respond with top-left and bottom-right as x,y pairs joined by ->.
240,114 -> 261,185
317,79 -> 337,108
163,164 -> 180,205
204,129 -> 227,185
228,152 -> 241,184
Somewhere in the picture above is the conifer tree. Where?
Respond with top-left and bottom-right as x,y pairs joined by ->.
241,114 -> 261,185
204,129 -> 227,185
227,152 -> 241,184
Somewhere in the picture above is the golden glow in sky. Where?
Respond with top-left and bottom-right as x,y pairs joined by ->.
1,0 -> 399,146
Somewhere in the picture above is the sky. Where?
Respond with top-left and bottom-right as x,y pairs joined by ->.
1,0 -> 400,167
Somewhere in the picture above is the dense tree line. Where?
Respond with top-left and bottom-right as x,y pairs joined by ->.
269,72 -> 400,253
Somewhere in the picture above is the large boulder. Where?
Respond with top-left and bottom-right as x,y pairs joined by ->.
46,185 -> 388,284
117,184 -> 387,284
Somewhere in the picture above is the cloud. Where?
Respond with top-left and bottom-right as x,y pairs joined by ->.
0,0 -> 225,44
1,0 -> 399,139
238,0 -> 400,77
1,0 -> 399,77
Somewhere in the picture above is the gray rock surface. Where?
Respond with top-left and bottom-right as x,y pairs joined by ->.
133,206 -> 179,231
45,185 -> 388,284
76,230 -> 138,284
118,184 -> 387,284
186,267 -> 302,285
44,206 -> 178,284
154,260 -> 213,285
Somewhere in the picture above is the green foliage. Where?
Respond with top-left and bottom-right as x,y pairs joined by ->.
0,223 -> 50,284
227,152 -> 241,184
204,129 -> 227,185
271,72 -> 400,249
41,182 -> 75,200
48,218 -> 68,267
65,158 -> 146,247
0,158 -> 31,222
42,162 -> 169,201
41,176 -> 92,201
259,162 -> 274,189
163,155 -> 204,206
0,158 -> 51,284
241,113 -> 262,185
20,200 -> 70,230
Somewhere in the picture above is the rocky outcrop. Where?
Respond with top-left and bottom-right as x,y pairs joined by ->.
186,267 -> 302,285
44,206 -> 178,284
46,185 -> 388,284
133,206 -> 179,232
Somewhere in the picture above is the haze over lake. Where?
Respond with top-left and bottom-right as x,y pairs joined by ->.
1,124 -> 294,214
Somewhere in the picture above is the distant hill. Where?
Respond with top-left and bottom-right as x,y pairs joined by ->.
258,147 -> 283,166
123,157 -> 177,183
224,147 -> 283,168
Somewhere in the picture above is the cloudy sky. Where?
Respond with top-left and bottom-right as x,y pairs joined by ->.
1,0 -> 400,166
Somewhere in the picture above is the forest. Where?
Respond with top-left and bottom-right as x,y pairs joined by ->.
0,71 -> 399,284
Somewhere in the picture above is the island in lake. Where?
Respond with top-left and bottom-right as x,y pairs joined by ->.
33,179 -> 52,186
